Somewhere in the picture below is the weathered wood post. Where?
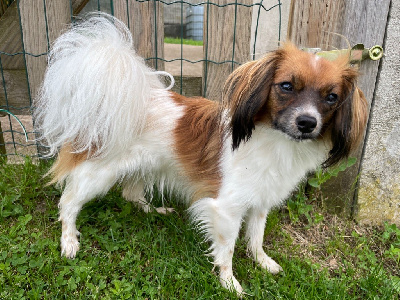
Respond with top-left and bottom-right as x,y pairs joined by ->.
17,0 -> 70,156
202,0 -> 252,101
287,0 -> 391,216
356,1 -> 400,225
19,0 -> 70,102
113,0 -> 165,71
0,1 -> 30,115
0,1 -> 93,158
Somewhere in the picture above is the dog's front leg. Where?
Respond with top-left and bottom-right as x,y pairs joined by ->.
190,198 -> 244,295
245,207 -> 282,274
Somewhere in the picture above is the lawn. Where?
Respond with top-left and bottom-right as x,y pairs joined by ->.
164,37 -> 203,46
0,158 -> 399,299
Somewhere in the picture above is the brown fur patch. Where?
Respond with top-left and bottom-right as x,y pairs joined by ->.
272,43 -> 352,91
350,87 -> 368,150
222,52 -> 281,149
48,144 -> 90,185
172,93 -> 224,201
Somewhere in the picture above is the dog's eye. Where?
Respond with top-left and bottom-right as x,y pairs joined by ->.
326,93 -> 338,104
280,82 -> 294,92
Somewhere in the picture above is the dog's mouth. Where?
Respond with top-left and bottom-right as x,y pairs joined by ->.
284,131 -> 317,142
273,123 -> 319,142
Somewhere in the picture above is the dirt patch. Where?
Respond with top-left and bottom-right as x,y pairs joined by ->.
164,43 -> 203,77
266,208 -> 400,278
1,114 -> 37,162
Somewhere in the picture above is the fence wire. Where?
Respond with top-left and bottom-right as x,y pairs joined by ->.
0,0 -> 282,161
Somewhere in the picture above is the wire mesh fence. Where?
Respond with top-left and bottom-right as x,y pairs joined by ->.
0,0 -> 282,162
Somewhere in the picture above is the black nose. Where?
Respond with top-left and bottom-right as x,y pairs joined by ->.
296,115 -> 317,134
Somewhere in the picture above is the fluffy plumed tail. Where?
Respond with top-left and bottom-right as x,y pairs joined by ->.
35,13 -> 173,157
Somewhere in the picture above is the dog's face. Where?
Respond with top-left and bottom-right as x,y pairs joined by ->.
224,43 -> 368,167
268,50 -> 348,141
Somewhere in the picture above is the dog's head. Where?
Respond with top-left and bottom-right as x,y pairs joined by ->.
223,43 -> 368,167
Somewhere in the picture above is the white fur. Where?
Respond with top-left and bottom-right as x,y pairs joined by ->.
35,13 -> 167,157
37,13 -> 332,296
57,91 -> 186,257
312,54 -> 321,70
190,127 -> 327,290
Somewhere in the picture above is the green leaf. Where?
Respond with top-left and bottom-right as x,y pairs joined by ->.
347,157 -> 357,167
337,160 -> 348,172
308,178 -> 320,188
391,276 -> 400,294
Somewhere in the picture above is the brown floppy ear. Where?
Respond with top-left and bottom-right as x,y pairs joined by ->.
223,52 -> 281,150
350,87 -> 369,147
324,81 -> 369,168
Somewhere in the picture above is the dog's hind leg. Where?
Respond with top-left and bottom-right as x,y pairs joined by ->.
59,162 -> 118,258
122,178 -> 174,214
122,178 -> 152,213
245,207 -> 283,274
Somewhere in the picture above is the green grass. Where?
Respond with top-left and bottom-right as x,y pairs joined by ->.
0,158 -> 399,299
164,37 -> 203,46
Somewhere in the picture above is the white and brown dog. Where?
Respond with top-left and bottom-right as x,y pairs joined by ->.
35,13 -> 368,294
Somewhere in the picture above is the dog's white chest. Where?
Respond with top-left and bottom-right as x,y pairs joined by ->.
220,127 -> 326,209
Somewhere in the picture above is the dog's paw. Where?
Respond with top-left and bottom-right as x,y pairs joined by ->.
140,204 -> 152,214
61,231 -> 80,258
258,253 -> 283,274
136,203 -> 174,214
220,273 -> 243,296
155,207 -> 175,215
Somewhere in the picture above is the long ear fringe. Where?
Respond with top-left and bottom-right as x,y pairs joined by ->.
350,88 -> 369,148
223,52 -> 281,150
323,84 -> 368,168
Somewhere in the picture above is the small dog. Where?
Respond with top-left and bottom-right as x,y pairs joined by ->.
35,13 -> 368,294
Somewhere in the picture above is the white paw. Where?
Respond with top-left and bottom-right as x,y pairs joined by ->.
155,207 -> 175,215
258,253 -> 283,274
61,231 -> 80,258
139,204 -> 174,214
140,204 -> 152,213
220,273 -> 244,296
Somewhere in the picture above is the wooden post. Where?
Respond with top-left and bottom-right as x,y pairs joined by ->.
0,70 -> 30,115
18,0 -> 71,156
203,0 -> 252,101
0,1 -> 24,70
0,1 -> 98,114
19,0 -> 70,102
0,2 -> 30,114
288,0 -> 391,216
72,0 -> 90,14
113,0 -> 165,70
45,1 -> 71,44
18,0 -> 47,102
287,0 -> 346,48
171,76 -> 202,97
0,1 -> 88,158
356,2 -> 400,225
